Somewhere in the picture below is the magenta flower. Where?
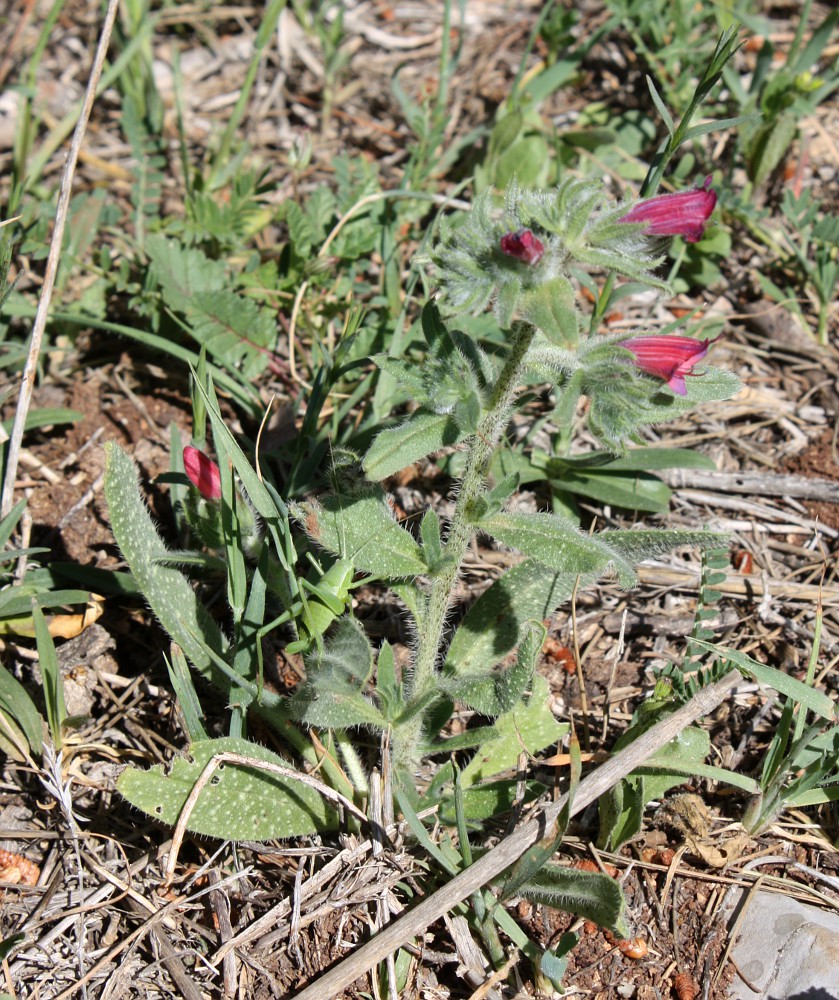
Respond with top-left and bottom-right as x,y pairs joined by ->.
183,446 -> 222,500
500,229 -> 545,265
620,334 -> 719,396
619,178 -> 717,243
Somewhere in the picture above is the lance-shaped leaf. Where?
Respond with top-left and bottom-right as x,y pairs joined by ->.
363,405 -> 478,482
118,736 -> 337,840
513,864 -> 628,937
477,511 -> 636,584
600,528 -> 728,564
293,488 -> 426,578
104,442 -> 231,687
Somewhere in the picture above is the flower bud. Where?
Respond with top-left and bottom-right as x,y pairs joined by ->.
500,229 -> 545,265
620,334 -> 719,396
619,179 -> 717,243
183,446 -> 222,500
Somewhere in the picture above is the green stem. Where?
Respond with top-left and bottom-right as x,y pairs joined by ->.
396,322 -> 537,760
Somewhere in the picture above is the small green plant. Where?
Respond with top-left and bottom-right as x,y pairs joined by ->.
96,24 -> 778,980
103,165 -> 747,979
755,188 -> 839,345
598,578 -> 837,851
724,2 -> 839,192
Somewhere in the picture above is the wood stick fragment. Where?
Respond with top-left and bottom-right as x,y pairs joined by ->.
660,468 -> 839,504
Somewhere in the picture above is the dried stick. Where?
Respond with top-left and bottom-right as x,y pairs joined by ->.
660,467 -> 839,504
0,0 -> 120,517
291,670 -> 741,1000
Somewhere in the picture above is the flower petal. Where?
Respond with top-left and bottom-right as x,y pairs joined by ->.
183,446 -> 222,500
620,180 -> 717,243
620,334 -> 718,394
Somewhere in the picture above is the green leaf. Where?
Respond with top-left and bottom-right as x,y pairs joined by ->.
558,446 -> 717,473
32,603 -> 66,747
438,779 -> 545,823
0,499 -> 27,549
458,675 -> 567,787
146,236 -> 272,374
0,663 -> 44,758
601,528 -> 727,564
598,777 -> 644,852
0,933 -> 25,965
553,470 -> 672,513
293,490 -> 426,578
445,559 -> 576,675
515,864 -> 627,936
375,640 -> 402,718
441,619 -> 545,715
0,588 -> 92,618
420,508 -> 443,568
477,511 -> 634,582
634,366 -> 743,421
165,646 -> 208,742
518,276 -> 578,347
147,234 -> 227,298
104,442 -> 231,690
363,409 -> 476,481
691,639 -> 836,720
118,736 -> 336,839
646,75 -> 675,137
748,109 -> 799,188
186,290 -> 275,377
291,618 -> 386,729
1,408 -> 83,436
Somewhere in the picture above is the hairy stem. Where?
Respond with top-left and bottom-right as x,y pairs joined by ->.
396,322 -> 537,762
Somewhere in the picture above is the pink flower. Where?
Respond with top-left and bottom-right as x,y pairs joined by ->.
619,178 -> 717,243
620,334 -> 719,396
500,229 -> 545,265
183,446 -> 222,500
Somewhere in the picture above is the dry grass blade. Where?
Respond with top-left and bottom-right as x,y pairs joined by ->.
291,670 -> 741,1000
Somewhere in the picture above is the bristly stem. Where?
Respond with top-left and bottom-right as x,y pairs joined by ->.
397,321 -> 537,761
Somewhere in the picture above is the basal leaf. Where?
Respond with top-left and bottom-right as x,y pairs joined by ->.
515,864 -> 627,936
118,736 -> 336,840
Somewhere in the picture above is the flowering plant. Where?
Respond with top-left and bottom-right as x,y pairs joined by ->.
103,173 -> 742,957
